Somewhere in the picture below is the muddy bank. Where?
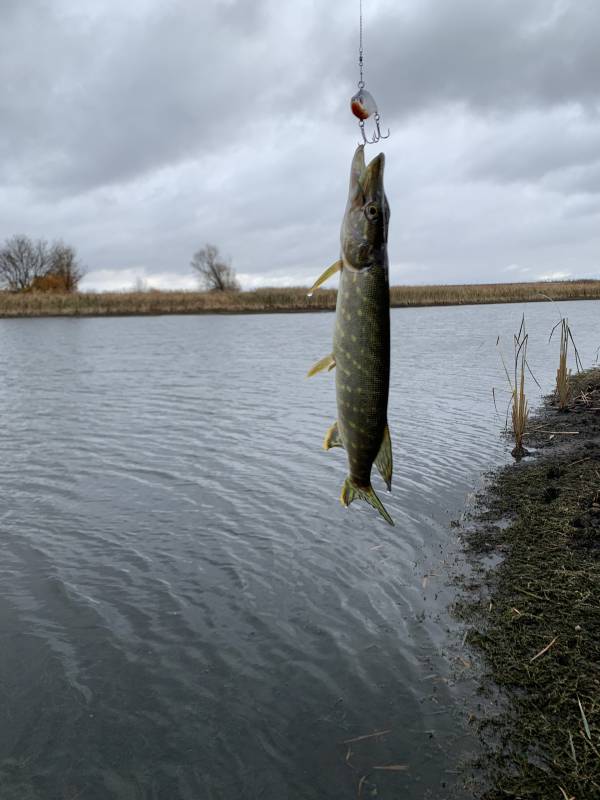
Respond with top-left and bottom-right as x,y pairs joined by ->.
457,368 -> 600,799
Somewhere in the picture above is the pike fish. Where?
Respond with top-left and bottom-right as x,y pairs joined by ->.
307,145 -> 393,525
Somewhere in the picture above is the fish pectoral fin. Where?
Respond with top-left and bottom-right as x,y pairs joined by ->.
323,421 -> 344,450
307,260 -> 342,296
306,353 -> 335,378
374,424 -> 393,491
340,477 -> 394,526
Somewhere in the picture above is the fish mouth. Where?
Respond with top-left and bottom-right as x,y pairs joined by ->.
361,152 -> 385,198
348,146 -> 385,202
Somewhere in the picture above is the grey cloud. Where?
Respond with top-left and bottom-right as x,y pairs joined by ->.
548,161 -> 600,197
0,0 -> 347,195
9,0 -> 600,199
2,0 -> 600,290
370,0 -> 600,120
467,111 -> 600,183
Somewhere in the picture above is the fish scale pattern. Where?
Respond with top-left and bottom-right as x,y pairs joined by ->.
334,263 -> 390,487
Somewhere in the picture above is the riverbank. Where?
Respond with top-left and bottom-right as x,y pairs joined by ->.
1,279 -> 600,317
458,368 -> 600,799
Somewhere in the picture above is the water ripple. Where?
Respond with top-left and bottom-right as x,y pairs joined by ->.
0,302 -> 598,798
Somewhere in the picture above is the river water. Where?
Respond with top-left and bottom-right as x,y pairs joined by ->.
0,300 -> 598,799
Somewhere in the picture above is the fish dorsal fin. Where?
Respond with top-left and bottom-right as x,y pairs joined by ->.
374,424 -> 393,492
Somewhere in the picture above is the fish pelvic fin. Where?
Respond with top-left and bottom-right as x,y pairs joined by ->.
323,421 -> 343,450
307,260 -> 342,296
306,353 -> 335,378
374,424 -> 393,491
340,477 -> 394,526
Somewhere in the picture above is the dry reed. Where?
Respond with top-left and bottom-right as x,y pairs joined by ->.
550,318 -> 583,411
511,336 -> 529,458
498,316 -> 533,459
1,278 -> 600,318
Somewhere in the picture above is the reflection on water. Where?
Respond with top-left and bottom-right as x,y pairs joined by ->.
0,301 -> 598,799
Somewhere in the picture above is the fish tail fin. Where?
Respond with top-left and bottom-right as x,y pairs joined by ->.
340,477 -> 394,526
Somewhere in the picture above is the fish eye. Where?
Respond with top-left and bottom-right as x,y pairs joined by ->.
365,204 -> 378,219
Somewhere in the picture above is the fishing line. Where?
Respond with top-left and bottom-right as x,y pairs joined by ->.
350,0 -> 390,145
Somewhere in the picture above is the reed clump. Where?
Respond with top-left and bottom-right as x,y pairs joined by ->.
498,317 -> 533,459
550,318 -> 583,411
1,278 -> 600,318
511,348 -> 529,459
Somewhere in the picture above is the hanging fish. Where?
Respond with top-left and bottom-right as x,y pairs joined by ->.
307,145 -> 393,525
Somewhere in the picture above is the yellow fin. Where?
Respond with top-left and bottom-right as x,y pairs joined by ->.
340,477 -> 394,526
374,424 -> 393,491
323,421 -> 344,450
307,260 -> 342,296
306,353 -> 335,378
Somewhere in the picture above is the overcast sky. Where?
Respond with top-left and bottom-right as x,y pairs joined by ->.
2,0 -> 600,291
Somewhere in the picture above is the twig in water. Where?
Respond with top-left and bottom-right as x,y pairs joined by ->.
343,729 -> 392,745
345,745 -> 353,766
373,764 -> 408,771
357,775 -> 369,799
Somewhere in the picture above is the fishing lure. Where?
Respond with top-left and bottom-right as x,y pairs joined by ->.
351,0 -> 389,145
351,88 -> 389,145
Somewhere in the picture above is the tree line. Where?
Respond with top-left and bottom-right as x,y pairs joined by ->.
0,235 -> 240,293
0,235 -> 84,292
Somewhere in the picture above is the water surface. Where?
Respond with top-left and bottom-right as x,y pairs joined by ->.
0,300 -> 598,799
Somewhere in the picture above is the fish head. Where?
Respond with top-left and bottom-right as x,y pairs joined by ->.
341,145 -> 390,272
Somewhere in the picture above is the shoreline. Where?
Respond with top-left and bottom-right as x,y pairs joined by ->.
457,368 -> 600,798
0,280 -> 599,318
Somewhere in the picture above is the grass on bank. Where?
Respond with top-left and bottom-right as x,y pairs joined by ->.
458,368 -> 600,799
1,279 -> 600,317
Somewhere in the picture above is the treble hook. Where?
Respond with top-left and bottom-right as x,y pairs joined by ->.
359,119 -> 377,145
373,112 -> 390,142
351,89 -> 390,146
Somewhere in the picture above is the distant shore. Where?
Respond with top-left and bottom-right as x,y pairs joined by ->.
1,279 -> 600,318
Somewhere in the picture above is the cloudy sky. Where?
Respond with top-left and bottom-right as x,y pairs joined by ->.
2,0 -> 600,291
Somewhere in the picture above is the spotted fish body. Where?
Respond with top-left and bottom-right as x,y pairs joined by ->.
308,145 -> 393,525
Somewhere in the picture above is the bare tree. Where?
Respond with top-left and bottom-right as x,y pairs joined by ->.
0,235 -> 84,292
0,235 -> 50,291
47,241 -> 85,292
191,244 -> 240,291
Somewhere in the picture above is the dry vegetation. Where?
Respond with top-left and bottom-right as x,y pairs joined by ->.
497,316 -> 537,459
496,312 -> 588,459
550,317 -> 584,411
0,279 -> 600,318
510,333 -> 529,459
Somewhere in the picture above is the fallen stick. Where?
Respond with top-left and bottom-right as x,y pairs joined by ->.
373,764 -> 408,772
530,636 -> 558,663
343,729 -> 392,744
